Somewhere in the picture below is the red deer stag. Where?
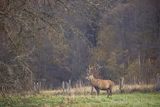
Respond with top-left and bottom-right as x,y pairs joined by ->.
86,65 -> 114,96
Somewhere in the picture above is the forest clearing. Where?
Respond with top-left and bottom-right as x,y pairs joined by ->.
0,0 -> 160,107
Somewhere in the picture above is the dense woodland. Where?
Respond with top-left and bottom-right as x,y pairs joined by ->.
0,0 -> 160,93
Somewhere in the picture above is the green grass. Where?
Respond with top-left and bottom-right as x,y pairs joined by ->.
0,93 -> 160,107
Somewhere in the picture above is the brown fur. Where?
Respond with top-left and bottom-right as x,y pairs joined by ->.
87,75 -> 114,96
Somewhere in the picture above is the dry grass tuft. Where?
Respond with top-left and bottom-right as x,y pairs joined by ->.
40,84 -> 155,96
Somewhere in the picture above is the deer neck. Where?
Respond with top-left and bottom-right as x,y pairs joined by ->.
90,77 -> 98,85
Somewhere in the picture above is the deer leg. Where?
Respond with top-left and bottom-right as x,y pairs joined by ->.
109,88 -> 112,96
97,89 -> 100,95
95,87 -> 100,95
106,89 -> 109,97
91,86 -> 94,95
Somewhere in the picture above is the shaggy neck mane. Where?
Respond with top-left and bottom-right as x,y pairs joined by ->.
90,76 -> 99,86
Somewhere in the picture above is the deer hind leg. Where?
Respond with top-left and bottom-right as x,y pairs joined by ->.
107,88 -> 112,96
109,88 -> 112,96
106,89 -> 110,97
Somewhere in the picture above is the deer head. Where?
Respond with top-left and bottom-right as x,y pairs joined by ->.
86,64 -> 103,80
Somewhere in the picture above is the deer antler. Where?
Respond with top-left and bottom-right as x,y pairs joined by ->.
91,63 -> 103,73
87,64 -> 102,75
88,65 -> 93,74
96,63 -> 103,69
88,65 -> 92,74
87,65 -> 91,74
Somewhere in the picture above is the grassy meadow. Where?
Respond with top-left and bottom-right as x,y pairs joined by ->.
0,85 -> 160,107
0,92 -> 160,107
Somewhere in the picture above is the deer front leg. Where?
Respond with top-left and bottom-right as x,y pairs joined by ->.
95,87 -> 100,95
91,86 -> 94,95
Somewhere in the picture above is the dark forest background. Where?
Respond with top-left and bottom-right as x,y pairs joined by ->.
0,0 -> 160,92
